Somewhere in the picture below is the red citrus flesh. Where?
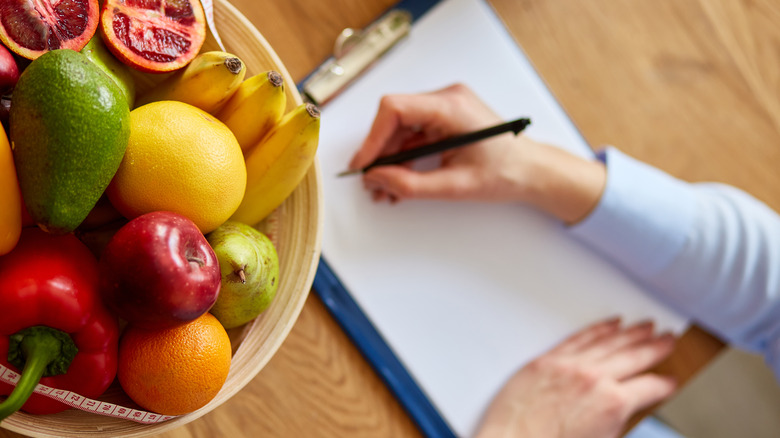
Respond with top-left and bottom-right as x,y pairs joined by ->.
100,0 -> 207,73
0,0 -> 99,59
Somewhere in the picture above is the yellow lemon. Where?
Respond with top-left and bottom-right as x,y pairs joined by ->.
0,123 -> 21,255
107,101 -> 246,233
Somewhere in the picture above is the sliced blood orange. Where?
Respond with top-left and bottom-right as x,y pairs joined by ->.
100,0 -> 207,73
0,0 -> 99,60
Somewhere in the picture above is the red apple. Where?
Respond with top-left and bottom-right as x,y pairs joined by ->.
98,211 -> 220,329
0,44 -> 19,95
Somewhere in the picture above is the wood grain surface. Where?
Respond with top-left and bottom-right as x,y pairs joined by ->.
6,0 -> 780,436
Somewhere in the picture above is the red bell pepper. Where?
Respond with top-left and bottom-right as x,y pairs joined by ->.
0,228 -> 119,419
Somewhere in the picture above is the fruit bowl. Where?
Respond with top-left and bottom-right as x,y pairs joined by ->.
0,1 -> 322,436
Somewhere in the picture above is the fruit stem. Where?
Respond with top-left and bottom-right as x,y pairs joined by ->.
305,103 -> 321,119
268,71 -> 283,87
225,58 -> 243,75
0,327 -> 78,421
236,267 -> 246,284
186,250 -> 205,267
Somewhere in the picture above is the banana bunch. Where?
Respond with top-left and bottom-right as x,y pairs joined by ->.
230,103 -> 321,226
134,51 -> 246,113
216,71 -> 287,153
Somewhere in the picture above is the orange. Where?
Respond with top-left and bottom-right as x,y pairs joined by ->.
117,313 -> 232,416
107,101 -> 246,234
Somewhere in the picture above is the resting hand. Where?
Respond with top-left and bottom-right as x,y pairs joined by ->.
474,318 -> 677,438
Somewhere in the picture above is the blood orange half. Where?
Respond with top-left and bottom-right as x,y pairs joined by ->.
0,0 -> 100,59
100,0 -> 207,74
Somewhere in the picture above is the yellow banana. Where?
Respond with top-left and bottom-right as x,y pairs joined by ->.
134,51 -> 246,113
216,71 -> 287,153
230,103 -> 320,225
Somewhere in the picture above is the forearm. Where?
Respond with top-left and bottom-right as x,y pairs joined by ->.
568,148 -> 780,377
643,184 -> 780,352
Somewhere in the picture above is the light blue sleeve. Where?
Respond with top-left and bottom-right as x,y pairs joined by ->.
568,147 -> 780,380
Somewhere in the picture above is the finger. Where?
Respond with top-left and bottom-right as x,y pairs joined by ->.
550,317 -> 622,355
587,320 -> 655,360
364,178 -> 391,203
350,109 -> 400,171
599,333 -> 676,380
620,373 -> 677,414
431,83 -> 502,121
349,94 -> 451,170
363,165 -> 478,200
371,189 -> 387,203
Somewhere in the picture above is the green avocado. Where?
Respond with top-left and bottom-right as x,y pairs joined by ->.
10,49 -> 130,235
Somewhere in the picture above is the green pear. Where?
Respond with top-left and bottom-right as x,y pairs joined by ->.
80,35 -> 135,107
206,221 -> 280,329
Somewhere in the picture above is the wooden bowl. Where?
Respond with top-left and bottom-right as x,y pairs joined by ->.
0,1 -> 322,436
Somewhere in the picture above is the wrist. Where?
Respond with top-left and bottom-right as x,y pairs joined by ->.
473,404 -> 560,438
519,143 -> 607,224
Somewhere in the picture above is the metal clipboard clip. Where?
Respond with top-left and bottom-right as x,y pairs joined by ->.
301,10 -> 412,106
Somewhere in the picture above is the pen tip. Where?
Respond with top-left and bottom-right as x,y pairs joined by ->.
337,169 -> 362,177
511,117 -> 531,135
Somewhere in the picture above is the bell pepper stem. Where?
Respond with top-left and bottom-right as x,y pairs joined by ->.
0,327 -> 74,422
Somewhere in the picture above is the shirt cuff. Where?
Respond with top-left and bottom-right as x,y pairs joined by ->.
568,147 -> 697,278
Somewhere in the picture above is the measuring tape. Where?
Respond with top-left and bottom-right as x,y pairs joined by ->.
0,364 -> 176,424
201,0 -> 226,51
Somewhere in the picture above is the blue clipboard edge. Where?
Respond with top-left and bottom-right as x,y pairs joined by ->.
313,256 -> 456,438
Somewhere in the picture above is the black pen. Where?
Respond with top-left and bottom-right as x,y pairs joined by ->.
337,117 -> 531,177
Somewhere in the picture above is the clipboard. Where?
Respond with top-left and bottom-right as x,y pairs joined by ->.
301,1 -> 688,437
299,0 -> 439,106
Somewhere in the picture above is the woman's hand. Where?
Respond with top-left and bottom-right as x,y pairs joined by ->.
474,319 -> 677,438
350,83 -> 608,224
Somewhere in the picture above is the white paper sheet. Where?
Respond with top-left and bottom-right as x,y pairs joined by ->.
317,0 -> 688,435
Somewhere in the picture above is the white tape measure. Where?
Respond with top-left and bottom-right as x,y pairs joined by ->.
201,0 -> 226,51
0,363 -> 176,424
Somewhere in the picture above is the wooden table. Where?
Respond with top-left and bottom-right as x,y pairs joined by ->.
7,0 -> 780,436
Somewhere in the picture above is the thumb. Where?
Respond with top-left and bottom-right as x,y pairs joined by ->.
363,166 -> 476,200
